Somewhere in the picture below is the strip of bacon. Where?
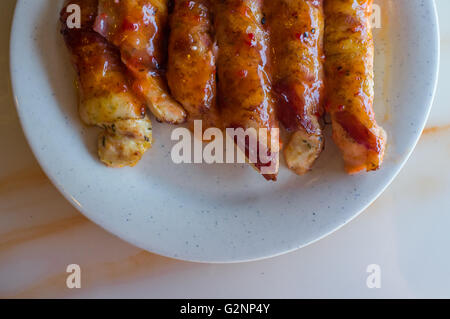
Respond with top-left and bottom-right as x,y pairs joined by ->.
94,0 -> 187,124
266,0 -> 325,175
61,0 -> 152,167
167,0 -> 219,131
214,0 -> 280,181
324,0 -> 387,173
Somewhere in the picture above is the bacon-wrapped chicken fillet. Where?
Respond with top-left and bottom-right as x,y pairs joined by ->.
324,0 -> 386,173
167,0 -> 219,130
94,0 -> 187,124
266,0 -> 325,175
214,0 -> 280,180
61,0 -> 152,167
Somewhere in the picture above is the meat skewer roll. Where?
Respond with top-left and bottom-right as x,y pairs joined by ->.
167,0 -> 219,130
324,0 -> 387,173
94,0 -> 187,124
214,0 -> 280,180
61,0 -> 153,167
266,0 -> 325,175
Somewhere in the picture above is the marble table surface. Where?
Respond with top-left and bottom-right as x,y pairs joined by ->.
1,0 -> 450,298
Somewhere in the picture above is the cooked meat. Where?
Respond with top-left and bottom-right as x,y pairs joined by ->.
61,0 -> 152,167
324,0 -> 387,173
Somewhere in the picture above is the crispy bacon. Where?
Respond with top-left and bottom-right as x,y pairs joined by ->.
167,0 -> 219,130
61,0 -> 152,167
324,0 -> 387,173
94,0 -> 187,124
214,0 -> 280,180
266,0 -> 325,175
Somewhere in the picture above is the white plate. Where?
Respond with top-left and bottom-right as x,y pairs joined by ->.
10,0 -> 439,263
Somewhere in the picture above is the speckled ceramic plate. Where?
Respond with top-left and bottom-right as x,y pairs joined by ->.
10,0 -> 439,262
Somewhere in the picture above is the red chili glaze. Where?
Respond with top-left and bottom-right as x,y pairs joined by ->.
324,0 -> 386,173
93,0 -> 168,73
60,0 -> 148,121
167,0 -> 219,128
334,111 -> 379,152
266,0 -> 325,135
121,18 -> 139,32
273,81 -> 316,133
214,0 -> 280,179
92,0 -> 187,125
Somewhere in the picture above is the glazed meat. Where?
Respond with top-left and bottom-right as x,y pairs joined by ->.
324,0 -> 386,173
167,0 -> 219,130
266,0 -> 325,175
214,0 -> 280,180
94,0 -> 187,124
61,0 -> 152,167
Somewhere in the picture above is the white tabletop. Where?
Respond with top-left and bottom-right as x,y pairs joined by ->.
1,0 -> 449,298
